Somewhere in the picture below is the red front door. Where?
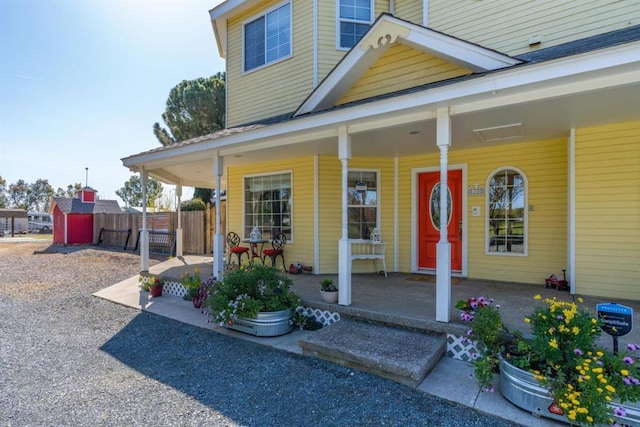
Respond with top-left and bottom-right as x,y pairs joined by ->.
418,170 -> 463,270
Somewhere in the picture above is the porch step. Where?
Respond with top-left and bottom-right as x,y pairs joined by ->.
299,318 -> 446,388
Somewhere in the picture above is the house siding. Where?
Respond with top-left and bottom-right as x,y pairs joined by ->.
574,121 -> 640,300
226,157 -> 316,267
226,0 -> 314,127
398,138 -> 568,284
395,0 -> 422,24
428,0 -> 640,56
336,44 -> 471,105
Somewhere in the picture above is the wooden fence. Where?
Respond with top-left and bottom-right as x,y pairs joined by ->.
93,203 -> 226,255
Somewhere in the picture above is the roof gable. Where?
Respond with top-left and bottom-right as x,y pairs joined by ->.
294,13 -> 522,116
52,197 -> 121,214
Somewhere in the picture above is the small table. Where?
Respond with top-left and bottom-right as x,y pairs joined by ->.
242,239 -> 268,264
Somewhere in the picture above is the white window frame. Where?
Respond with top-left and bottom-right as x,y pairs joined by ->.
484,166 -> 528,257
243,170 -> 293,242
335,0 -> 374,50
347,168 -> 380,241
242,1 -> 293,74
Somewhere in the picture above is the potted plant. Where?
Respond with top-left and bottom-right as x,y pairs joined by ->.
457,295 -> 640,426
320,278 -> 338,303
202,264 -> 300,337
181,267 -> 202,307
148,276 -> 163,297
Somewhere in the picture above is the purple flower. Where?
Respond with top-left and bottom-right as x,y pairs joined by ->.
489,298 -> 494,303
470,301 -> 478,309
573,348 -> 583,356
471,352 -> 480,360
614,407 -> 626,417
631,377 -> 640,385
623,377 -> 632,385
495,304 -> 501,309
557,315 -> 564,321
466,329 -> 473,336
484,386 -> 495,393
623,356 -> 634,365
628,343 -> 639,351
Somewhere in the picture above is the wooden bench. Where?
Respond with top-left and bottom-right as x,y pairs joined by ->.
350,228 -> 387,277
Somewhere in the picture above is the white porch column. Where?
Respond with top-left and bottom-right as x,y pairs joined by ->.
140,169 -> 149,273
338,127 -> 352,306
213,153 -> 225,280
436,107 -> 452,322
175,184 -> 183,257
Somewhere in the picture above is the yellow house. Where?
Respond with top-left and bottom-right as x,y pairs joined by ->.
123,0 -> 640,321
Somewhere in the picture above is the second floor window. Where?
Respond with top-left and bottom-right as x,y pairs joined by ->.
338,0 -> 372,49
244,3 -> 291,72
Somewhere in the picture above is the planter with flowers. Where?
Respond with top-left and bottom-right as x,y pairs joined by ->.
320,278 -> 338,303
202,264 -> 300,337
457,295 -> 640,426
148,277 -> 163,297
181,267 -> 202,307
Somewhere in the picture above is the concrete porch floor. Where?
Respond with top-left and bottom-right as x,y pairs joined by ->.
95,254 -> 639,426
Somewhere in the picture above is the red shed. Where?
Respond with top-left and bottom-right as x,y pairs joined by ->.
49,187 -> 121,245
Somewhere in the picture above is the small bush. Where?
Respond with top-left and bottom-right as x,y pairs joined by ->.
180,198 -> 206,211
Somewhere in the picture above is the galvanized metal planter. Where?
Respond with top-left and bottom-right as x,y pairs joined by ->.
499,358 -> 640,426
224,308 -> 293,337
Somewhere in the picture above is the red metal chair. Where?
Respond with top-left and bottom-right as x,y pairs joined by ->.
226,232 -> 249,266
262,233 -> 287,271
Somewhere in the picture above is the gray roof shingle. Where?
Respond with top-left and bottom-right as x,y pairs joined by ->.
53,197 -> 121,214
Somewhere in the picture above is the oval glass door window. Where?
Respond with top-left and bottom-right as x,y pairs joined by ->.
430,183 -> 452,231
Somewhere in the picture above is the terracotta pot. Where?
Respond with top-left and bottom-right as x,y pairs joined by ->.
149,284 -> 163,297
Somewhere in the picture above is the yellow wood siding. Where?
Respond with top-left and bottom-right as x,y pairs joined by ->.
428,0 -> 640,56
317,156 -> 395,273
395,0 -> 422,24
226,0 -> 314,127
226,157 -> 316,267
574,121 -> 640,300
336,44 -> 471,105
398,138 -> 568,284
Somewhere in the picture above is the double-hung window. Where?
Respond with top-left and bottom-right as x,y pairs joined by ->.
486,167 -> 527,255
244,172 -> 292,240
347,170 -> 378,239
244,3 -> 291,72
338,0 -> 372,49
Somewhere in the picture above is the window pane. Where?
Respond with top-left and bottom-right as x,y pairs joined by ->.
487,169 -> 526,254
244,173 -> 292,240
245,4 -> 290,71
244,17 -> 265,71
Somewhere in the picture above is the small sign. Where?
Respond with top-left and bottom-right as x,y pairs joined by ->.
468,183 -> 485,196
597,303 -> 633,337
355,182 -> 367,193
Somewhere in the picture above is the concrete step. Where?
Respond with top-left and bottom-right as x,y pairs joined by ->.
299,318 -> 446,388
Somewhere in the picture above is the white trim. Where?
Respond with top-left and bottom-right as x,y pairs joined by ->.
313,0 -> 318,87
568,128 -> 576,294
410,164 -> 467,275
241,1 -> 292,74
242,169 -> 294,242
335,0 -> 374,50
393,156 -> 398,272
422,0 -> 428,26
313,155 -> 319,273
123,42 -> 638,169
484,166 -> 528,257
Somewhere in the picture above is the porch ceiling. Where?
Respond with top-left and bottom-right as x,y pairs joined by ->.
140,78 -> 639,190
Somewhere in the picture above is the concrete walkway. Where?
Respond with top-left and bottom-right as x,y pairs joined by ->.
94,256 -> 565,426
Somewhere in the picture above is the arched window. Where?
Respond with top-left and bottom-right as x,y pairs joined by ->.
486,167 -> 527,255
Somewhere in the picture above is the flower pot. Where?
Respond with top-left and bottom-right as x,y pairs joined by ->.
224,308 -> 293,337
320,290 -> 338,303
149,284 -> 163,297
499,358 -> 640,426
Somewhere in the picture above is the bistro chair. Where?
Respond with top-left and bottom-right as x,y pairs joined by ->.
226,231 -> 249,267
262,233 -> 287,271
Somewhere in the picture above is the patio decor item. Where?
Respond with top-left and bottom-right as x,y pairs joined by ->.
202,264 -> 299,337
149,277 -> 163,297
320,278 -> 338,303
457,295 -> 640,426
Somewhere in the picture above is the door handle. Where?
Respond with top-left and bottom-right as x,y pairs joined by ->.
458,220 -> 462,239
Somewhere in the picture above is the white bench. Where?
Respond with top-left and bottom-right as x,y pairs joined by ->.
350,228 -> 387,277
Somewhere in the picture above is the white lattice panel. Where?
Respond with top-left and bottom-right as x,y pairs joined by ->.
162,280 -> 186,298
447,333 -> 480,361
301,307 -> 340,326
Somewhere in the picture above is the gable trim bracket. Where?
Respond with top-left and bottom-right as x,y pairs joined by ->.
294,13 -> 522,117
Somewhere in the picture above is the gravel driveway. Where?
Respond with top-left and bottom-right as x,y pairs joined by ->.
0,242 -> 515,426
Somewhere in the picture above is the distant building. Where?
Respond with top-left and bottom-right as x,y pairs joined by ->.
50,187 -> 121,245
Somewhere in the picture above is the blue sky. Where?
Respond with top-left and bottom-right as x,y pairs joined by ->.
0,0 -> 225,205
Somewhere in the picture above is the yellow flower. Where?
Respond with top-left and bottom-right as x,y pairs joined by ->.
606,396 -> 612,402
621,369 -> 629,376
606,385 -> 615,393
577,407 -> 588,414
587,416 -> 593,423
549,338 -> 558,349
524,317 -> 531,323
578,297 -> 584,303
568,412 -> 577,421
600,377 -> 607,384
560,403 -> 569,409
591,318 -> 597,324
572,326 -> 580,335
597,351 -> 604,357
534,294 -> 541,300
